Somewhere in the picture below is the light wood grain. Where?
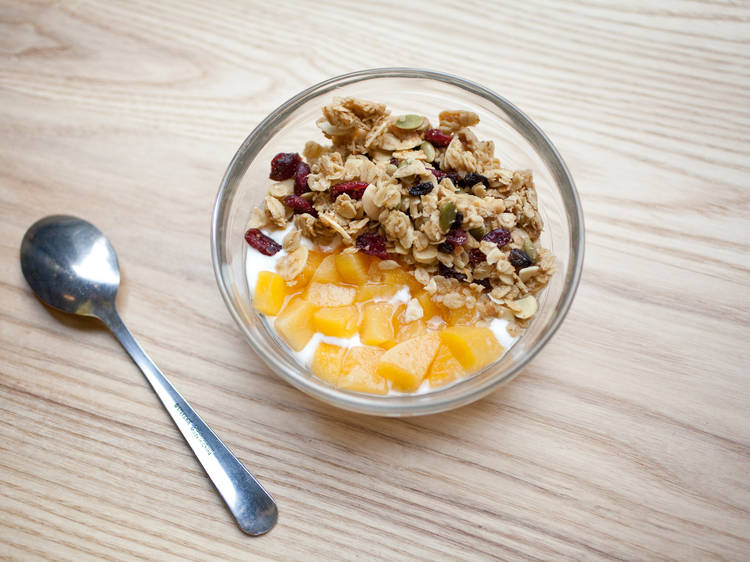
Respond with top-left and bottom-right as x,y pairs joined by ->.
1,0 -> 749,559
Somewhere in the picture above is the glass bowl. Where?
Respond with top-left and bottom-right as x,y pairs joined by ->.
211,68 -> 584,416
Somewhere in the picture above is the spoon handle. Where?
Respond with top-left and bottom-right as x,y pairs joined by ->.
98,307 -> 278,536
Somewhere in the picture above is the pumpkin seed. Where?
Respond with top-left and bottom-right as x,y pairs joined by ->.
420,141 -> 435,162
469,226 -> 487,240
395,114 -> 423,130
439,202 -> 457,232
523,238 -> 537,262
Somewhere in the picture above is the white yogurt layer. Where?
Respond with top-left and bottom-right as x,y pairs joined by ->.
246,228 -> 519,393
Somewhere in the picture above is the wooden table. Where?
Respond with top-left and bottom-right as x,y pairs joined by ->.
1,1 -> 748,560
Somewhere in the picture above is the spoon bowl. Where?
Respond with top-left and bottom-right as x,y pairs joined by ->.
20,215 -> 277,536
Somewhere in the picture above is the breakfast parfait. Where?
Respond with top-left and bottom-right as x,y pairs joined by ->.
244,98 -> 555,395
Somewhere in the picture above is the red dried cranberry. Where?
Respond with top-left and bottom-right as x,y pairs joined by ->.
424,128 -> 453,148
283,195 -> 318,217
331,181 -> 368,200
445,228 -> 468,249
469,248 -> 486,263
509,248 -> 533,269
438,263 -> 467,282
244,228 -> 281,256
408,181 -> 434,196
356,233 -> 388,259
431,168 -> 460,186
482,228 -> 511,248
269,152 -> 301,181
459,172 -> 490,189
294,161 -> 311,195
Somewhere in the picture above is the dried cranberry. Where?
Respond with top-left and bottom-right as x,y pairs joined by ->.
482,228 -> 511,248
437,242 -> 453,254
408,182 -> 434,196
445,228 -> 468,250
469,248 -> 486,264
283,195 -> 317,217
452,211 -> 463,230
438,263 -> 467,282
244,228 -> 281,256
331,181 -> 368,200
294,161 -> 310,195
431,168 -> 460,185
269,152 -> 300,181
356,233 -> 388,259
509,248 -> 533,269
424,128 -> 453,148
459,172 -> 490,189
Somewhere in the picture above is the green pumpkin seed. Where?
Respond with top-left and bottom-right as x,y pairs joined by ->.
439,202 -> 457,232
420,141 -> 435,162
469,226 -> 487,240
523,238 -> 537,262
395,114 -> 423,130
398,159 -> 410,168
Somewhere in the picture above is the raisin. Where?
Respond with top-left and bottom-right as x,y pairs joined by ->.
474,278 -> 492,291
390,157 -> 399,167
437,242 -> 454,254
331,181 -> 368,200
244,228 -> 281,256
452,211 -> 463,230
269,152 -> 300,181
283,195 -> 317,217
482,228 -> 511,248
356,233 -> 388,259
469,248 -> 486,264
445,228 -> 468,249
459,172 -> 490,189
408,181 -> 434,196
438,263 -> 467,282
424,128 -> 453,148
431,168 -> 460,186
294,161 -> 311,195
509,248 -> 533,269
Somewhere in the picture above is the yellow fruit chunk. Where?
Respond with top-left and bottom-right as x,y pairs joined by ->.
342,346 -> 383,375
311,342 -> 345,385
446,306 -> 479,327
427,344 -> 464,388
335,252 -> 371,284
288,250 -> 325,289
396,318 -> 427,343
439,326 -> 503,372
253,271 -> 286,316
305,282 -> 356,306
338,367 -> 388,394
376,333 -> 440,392
274,297 -> 316,351
415,290 -> 442,320
382,268 -> 423,293
310,254 -> 341,283
360,302 -> 395,347
313,306 -> 360,338
355,282 -> 399,303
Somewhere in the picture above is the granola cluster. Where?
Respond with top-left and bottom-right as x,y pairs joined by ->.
248,98 -> 555,328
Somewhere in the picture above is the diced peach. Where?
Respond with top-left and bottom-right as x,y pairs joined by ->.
313,305 -> 360,338
396,318 -> 427,343
415,290 -> 442,320
274,296 -> 316,351
338,367 -> 388,394
253,271 -> 287,316
310,254 -> 341,283
376,333 -> 440,392
439,326 -> 503,372
427,344 -> 464,388
305,282 -> 356,306
360,302 -> 395,347
342,346 -> 383,375
382,268 -> 423,293
446,306 -> 479,327
354,282 -> 399,303
335,252 -> 371,284
288,250 -> 325,289
311,342 -> 345,385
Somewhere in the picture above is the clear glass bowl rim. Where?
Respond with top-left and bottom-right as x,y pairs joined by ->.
211,67 -> 585,416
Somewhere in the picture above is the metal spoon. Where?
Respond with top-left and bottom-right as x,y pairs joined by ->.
20,215 -> 278,536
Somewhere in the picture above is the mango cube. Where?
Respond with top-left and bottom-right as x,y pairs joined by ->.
305,282 -> 356,307
355,282 -> 399,303
335,252 -> 371,284
311,343 -> 346,385
288,250 -> 325,289
439,326 -> 503,372
342,346 -> 383,376
446,306 -> 479,327
427,344 -> 464,388
274,296 -> 316,351
310,254 -> 341,283
415,291 -> 442,320
360,302 -> 395,347
396,318 -> 427,343
253,271 -> 287,316
376,333 -> 440,392
382,267 -> 423,293
338,367 -> 388,394
313,306 -> 360,338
